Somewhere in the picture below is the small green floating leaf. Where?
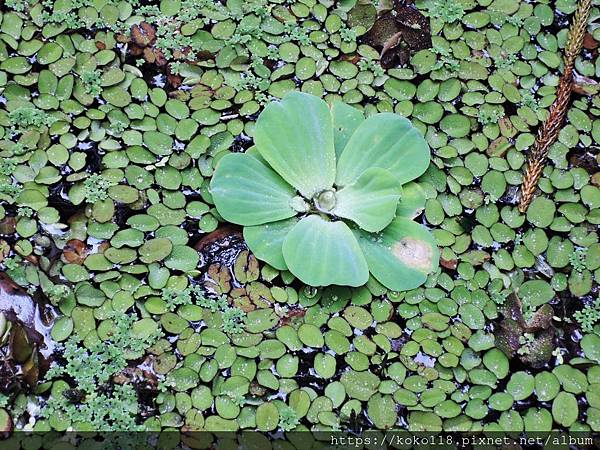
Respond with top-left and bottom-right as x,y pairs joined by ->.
552,392 -> 578,427
518,280 -> 555,309
553,365 -> 588,394
507,372 -> 535,401
526,197 -> 556,227
256,402 -> 279,432
164,245 -> 199,272
297,323 -> 324,348
341,370 -> 380,401
139,238 -> 173,263
367,394 -> 397,429
534,372 -> 560,402
581,334 -> 600,363
51,317 -> 73,342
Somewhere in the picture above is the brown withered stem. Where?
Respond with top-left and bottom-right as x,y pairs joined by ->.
518,0 -> 592,212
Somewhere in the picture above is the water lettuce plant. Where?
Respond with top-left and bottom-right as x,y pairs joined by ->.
211,93 -> 439,290
3,0 -> 599,437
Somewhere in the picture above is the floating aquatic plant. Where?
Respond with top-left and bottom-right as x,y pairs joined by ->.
211,92 -> 438,290
0,0 -> 599,437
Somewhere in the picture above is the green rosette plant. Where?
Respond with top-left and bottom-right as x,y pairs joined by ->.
210,92 -> 439,290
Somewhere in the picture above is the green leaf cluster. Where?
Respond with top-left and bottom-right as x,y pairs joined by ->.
8,106 -> 57,131
41,312 -> 162,430
162,284 -> 247,333
574,297 -> 600,333
83,174 -> 112,203
570,247 -> 588,273
41,384 -> 140,432
211,92 -> 438,290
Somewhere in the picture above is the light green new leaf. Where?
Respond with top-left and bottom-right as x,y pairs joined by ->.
354,217 -> 439,291
336,113 -> 430,187
332,168 -> 401,232
552,392 -> 578,427
254,92 -> 336,198
331,101 -> 364,159
210,153 -> 296,226
243,218 -> 298,270
396,182 -> 427,218
282,215 -> 369,287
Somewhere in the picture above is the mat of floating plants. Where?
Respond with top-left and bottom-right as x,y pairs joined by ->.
0,0 -> 599,445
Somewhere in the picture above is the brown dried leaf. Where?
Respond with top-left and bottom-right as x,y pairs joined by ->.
113,363 -> 158,390
204,263 -> 231,296
143,47 -> 156,64
569,151 -> 599,175
0,217 -> 16,235
0,273 -> 46,347
362,12 -> 399,50
394,3 -> 431,52
487,137 -> 511,157
519,329 -> 554,369
128,44 -> 144,57
230,288 -> 254,312
498,117 -> 515,136
172,49 -> 189,60
495,293 -> 555,367
583,32 -> 598,50
440,258 -> 458,270
361,2 -> 431,69
524,303 -> 554,331
0,240 -> 9,263
279,308 -> 307,327
20,351 -> 39,386
131,22 -> 156,47
233,250 -> 259,284
62,239 -> 88,265
152,48 -> 167,66
116,33 -> 130,44
380,31 -> 404,59
246,282 -> 272,309
495,318 -> 522,358
167,73 -> 183,89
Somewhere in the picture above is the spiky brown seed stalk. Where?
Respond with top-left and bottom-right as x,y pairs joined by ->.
518,0 -> 592,212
